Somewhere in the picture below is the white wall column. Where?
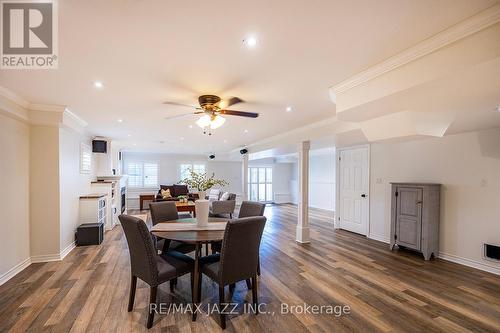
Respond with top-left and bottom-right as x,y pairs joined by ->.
296,140 -> 310,243
242,153 -> 249,201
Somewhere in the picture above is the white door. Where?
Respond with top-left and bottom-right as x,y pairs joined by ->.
338,146 -> 369,235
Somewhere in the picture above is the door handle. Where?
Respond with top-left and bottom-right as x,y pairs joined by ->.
361,194 -> 367,198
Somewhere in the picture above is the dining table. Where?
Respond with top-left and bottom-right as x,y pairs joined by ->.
150,217 -> 229,321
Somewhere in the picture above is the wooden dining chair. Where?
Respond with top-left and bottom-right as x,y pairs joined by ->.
119,214 -> 194,329
149,201 -> 195,254
199,216 -> 267,329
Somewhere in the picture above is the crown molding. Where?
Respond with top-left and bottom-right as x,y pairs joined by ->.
0,85 -> 88,133
331,3 -> 500,95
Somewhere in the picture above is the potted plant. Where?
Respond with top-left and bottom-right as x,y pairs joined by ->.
179,169 -> 229,201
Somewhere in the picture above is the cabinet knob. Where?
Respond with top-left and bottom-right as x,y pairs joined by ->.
361,194 -> 367,198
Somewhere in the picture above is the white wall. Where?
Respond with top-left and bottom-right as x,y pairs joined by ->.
287,152 -> 336,212
59,128 -> 94,253
123,152 -> 297,208
249,158 -> 295,204
309,152 -> 335,211
370,128 -> 500,273
29,126 -> 61,259
122,152 -> 243,208
0,114 -> 30,283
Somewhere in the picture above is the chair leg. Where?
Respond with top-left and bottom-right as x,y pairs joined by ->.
197,271 -> 202,303
128,275 -> 137,311
257,256 -> 261,276
169,280 -> 175,292
251,275 -> 258,315
245,279 -> 252,290
190,272 -> 195,304
147,286 -> 158,329
219,285 -> 226,329
229,213 -> 233,219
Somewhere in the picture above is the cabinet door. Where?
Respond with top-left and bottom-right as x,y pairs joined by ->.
396,187 -> 422,250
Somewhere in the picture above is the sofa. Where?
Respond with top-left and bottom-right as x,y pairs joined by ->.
155,184 -> 197,202
208,190 -> 237,218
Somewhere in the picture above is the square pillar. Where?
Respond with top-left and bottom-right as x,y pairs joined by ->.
296,141 -> 310,243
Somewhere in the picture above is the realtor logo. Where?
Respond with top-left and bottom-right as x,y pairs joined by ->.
1,0 -> 58,69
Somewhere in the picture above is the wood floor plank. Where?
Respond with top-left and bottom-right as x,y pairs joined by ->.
1,204 -> 499,332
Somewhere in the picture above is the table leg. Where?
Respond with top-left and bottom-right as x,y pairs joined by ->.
193,208 -> 196,218
192,242 -> 201,321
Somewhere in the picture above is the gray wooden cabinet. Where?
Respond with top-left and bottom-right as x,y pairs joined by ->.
390,183 -> 441,260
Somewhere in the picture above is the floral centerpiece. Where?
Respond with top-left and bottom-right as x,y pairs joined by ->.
179,169 -> 229,200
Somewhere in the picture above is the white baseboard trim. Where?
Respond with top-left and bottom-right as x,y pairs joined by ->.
31,253 -> 62,263
368,233 -> 390,244
0,257 -> 32,286
31,241 -> 77,263
3,241 -> 78,284
60,241 -> 76,260
438,252 -> 500,276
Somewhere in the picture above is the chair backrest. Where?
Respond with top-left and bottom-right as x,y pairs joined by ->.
228,193 -> 237,201
238,201 -> 265,218
219,216 -> 267,284
119,214 -> 158,286
149,201 -> 179,225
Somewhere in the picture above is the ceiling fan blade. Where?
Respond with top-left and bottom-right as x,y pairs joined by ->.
162,101 -> 198,109
164,111 -> 205,120
164,113 -> 194,120
226,97 -> 244,107
220,109 -> 259,118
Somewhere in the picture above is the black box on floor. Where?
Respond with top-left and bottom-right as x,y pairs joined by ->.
76,223 -> 104,246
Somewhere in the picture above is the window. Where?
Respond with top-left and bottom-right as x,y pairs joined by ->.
248,167 -> 273,202
80,143 -> 92,174
126,161 -> 159,188
180,163 -> 206,180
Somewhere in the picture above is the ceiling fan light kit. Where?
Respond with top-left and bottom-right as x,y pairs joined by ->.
164,94 -> 259,134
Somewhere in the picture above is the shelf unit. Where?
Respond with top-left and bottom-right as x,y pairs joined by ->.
79,194 -> 107,226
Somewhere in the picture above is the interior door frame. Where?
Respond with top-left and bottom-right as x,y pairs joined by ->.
335,144 -> 370,235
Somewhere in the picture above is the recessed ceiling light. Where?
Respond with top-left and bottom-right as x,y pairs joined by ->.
127,134 -> 132,137
223,139 -> 227,143
93,81 -> 104,88
286,106 -> 292,112
244,129 -> 248,133
133,143 -> 137,146
117,118 -> 123,123
180,137 -> 184,140
243,36 -> 258,48
188,125 -> 193,129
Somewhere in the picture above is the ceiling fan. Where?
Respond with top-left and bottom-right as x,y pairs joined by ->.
163,94 -> 259,132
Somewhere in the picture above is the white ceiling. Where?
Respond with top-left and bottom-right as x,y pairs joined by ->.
0,0 -> 497,154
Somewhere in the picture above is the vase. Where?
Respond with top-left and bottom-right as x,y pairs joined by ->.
197,190 -> 206,201
195,199 -> 209,226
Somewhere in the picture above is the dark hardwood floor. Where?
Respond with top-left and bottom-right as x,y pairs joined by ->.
1,204 -> 500,332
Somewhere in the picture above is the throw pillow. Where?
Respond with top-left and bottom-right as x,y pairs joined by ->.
220,192 -> 230,201
208,189 -> 220,202
161,188 -> 172,199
